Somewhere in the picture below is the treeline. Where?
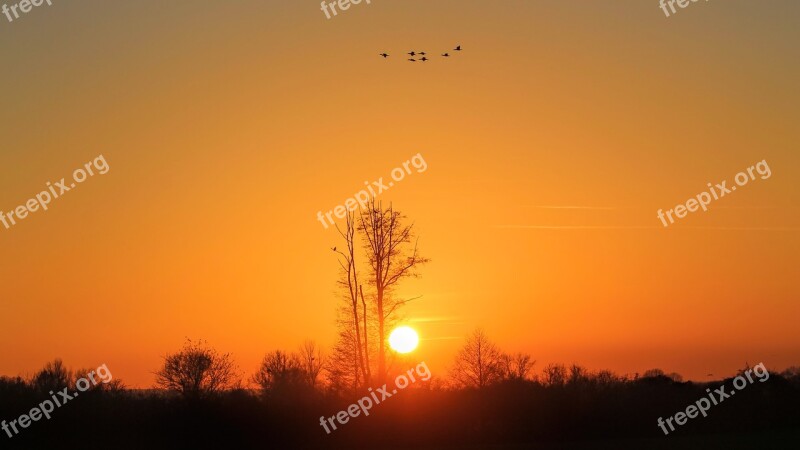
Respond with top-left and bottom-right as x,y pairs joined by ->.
2,335 -> 800,449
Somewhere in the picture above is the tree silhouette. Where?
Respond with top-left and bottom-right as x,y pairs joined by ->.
252,350 -> 307,397
154,339 -> 240,398
499,352 -> 536,381
358,200 -> 428,383
450,329 -> 505,388
333,212 -> 371,385
30,359 -> 71,394
328,201 -> 428,387
327,323 -> 370,394
74,366 -> 126,393
542,363 -> 567,387
298,340 -> 325,388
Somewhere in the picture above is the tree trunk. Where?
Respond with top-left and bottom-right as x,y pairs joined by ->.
360,284 -> 371,383
377,285 -> 386,384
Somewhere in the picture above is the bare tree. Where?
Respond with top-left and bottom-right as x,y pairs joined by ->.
359,200 -> 428,382
641,368 -> 666,379
252,350 -> 308,397
154,339 -> 240,398
72,367 -> 126,393
542,363 -> 567,387
30,359 -> 71,394
666,372 -> 684,383
298,340 -> 325,388
326,327 -> 364,395
499,352 -> 536,381
327,202 -> 428,386
567,364 -> 590,386
450,329 -> 504,389
333,212 -> 370,384
595,369 -> 624,387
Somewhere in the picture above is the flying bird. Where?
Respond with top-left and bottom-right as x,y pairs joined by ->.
441,53 -> 450,57
408,58 -> 416,62
454,45 -> 462,51
420,57 -> 428,62
379,53 -> 389,58
407,51 -> 416,56
419,51 -> 426,56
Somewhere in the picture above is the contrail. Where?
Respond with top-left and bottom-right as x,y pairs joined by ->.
496,225 -> 799,231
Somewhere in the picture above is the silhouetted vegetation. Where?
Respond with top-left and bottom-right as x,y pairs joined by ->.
329,201 -> 429,393
3,346 -> 800,449
154,339 -> 241,399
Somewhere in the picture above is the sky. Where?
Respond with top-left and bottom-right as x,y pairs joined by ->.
1,0 -> 799,387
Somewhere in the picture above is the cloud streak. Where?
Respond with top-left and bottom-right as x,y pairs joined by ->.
496,225 -> 800,231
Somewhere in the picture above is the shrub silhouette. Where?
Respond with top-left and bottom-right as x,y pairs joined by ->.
30,359 -> 71,395
154,339 -> 240,399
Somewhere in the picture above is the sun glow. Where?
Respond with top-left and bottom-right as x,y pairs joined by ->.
389,326 -> 419,353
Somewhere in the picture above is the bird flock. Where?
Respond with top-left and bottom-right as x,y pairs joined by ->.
379,45 -> 462,62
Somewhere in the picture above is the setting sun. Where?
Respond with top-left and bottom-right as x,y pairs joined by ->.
389,326 -> 419,354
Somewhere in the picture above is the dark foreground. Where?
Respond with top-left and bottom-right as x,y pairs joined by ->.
2,372 -> 799,450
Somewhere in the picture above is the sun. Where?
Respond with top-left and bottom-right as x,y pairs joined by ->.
389,326 -> 419,354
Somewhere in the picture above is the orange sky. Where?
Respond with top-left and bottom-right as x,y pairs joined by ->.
1,1 -> 799,387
